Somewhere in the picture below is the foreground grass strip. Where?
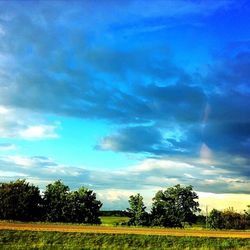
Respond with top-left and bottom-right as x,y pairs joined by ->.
0,230 -> 250,250
0,222 -> 250,238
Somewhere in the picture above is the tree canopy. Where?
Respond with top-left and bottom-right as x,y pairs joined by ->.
151,184 -> 200,227
43,180 -> 70,222
0,179 -> 42,221
0,179 -> 102,224
127,193 -> 149,226
64,187 -> 102,224
208,207 -> 250,230
43,180 -> 102,223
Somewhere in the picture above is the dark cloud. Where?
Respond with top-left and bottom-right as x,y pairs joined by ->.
204,121 -> 250,156
205,51 -> 250,93
0,0 -> 249,189
97,126 -> 166,153
97,123 -> 203,156
92,47 -> 250,166
135,83 -> 207,122
0,6 -> 207,126
200,51 -> 250,159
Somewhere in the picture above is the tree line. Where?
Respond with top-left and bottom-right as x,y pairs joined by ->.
208,207 -> 250,230
0,179 -> 249,229
0,179 -> 102,224
127,184 -> 200,227
127,186 -> 250,229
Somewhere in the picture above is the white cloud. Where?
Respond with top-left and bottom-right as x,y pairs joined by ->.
0,143 -> 16,151
184,173 -> 195,179
200,143 -> 213,164
198,192 -> 250,212
201,166 -> 230,175
97,188 -> 155,210
0,105 -> 59,140
44,165 -> 81,177
0,170 -> 27,177
19,125 -> 58,139
4,155 -> 35,167
0,106 -> 9,114
98,189 -> 133,202
130,158 -> 195,172
0,154 -> 249,211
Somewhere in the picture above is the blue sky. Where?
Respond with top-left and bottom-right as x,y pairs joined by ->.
0,0 -> 250,210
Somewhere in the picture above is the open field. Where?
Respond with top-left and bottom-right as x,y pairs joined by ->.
0,221 -> 250,238
1,230 -> 250,250
100,216 -> 129,225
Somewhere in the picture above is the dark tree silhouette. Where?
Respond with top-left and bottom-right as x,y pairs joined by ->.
0,179 -> 42,221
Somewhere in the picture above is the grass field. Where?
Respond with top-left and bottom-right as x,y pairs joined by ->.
1,230 -> 250,250
1,221 -> 250,238
100,216 -> 129,225
1,219 -> 250,249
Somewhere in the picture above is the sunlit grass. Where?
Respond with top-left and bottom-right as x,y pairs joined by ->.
100,216 -> 129,226
0,230 -> 250,250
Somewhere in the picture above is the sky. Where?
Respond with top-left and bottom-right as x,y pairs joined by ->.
0,0 -> 250,211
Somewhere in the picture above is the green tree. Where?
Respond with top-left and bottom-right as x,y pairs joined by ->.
64,187 -> 102,224
0,179 -> 42,221
244,205 -> 250,220
244,205 -> 250,229
151,184 -> 200,227
222,207 -> 246,230
44,181 -> 102,224
208,207 -> 250,230
127,193 -> 149,226
43,180 -> 69,222
208,209 -> 224,229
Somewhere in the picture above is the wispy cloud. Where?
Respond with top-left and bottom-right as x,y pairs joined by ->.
0,154 -> 249,210
0,143 -> 16,151
0,154 -> 249,193
0,106 -> 59,140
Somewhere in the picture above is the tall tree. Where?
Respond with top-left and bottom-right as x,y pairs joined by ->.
127,193 -> 149,226
77,187 -> 102,224
64,187 -> 102,224
0,179 -> 42,221
43,180 -> 69,222
151,184 -> 200,227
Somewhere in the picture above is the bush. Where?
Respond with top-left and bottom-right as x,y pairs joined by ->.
208,207 -> 250,230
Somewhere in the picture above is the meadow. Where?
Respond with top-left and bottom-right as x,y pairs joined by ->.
100,216 -> 130,226
1,230 -> 250,250
1,217 -> 250,250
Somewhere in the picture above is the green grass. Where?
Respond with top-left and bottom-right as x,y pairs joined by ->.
0,230 -> 250,250
100,216 -> 129,226
0,216 -> 130,227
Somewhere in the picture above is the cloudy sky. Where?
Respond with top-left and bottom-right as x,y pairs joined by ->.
0,0 -> 250,211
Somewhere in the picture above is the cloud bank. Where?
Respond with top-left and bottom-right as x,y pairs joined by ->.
0,0 -> 249,207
